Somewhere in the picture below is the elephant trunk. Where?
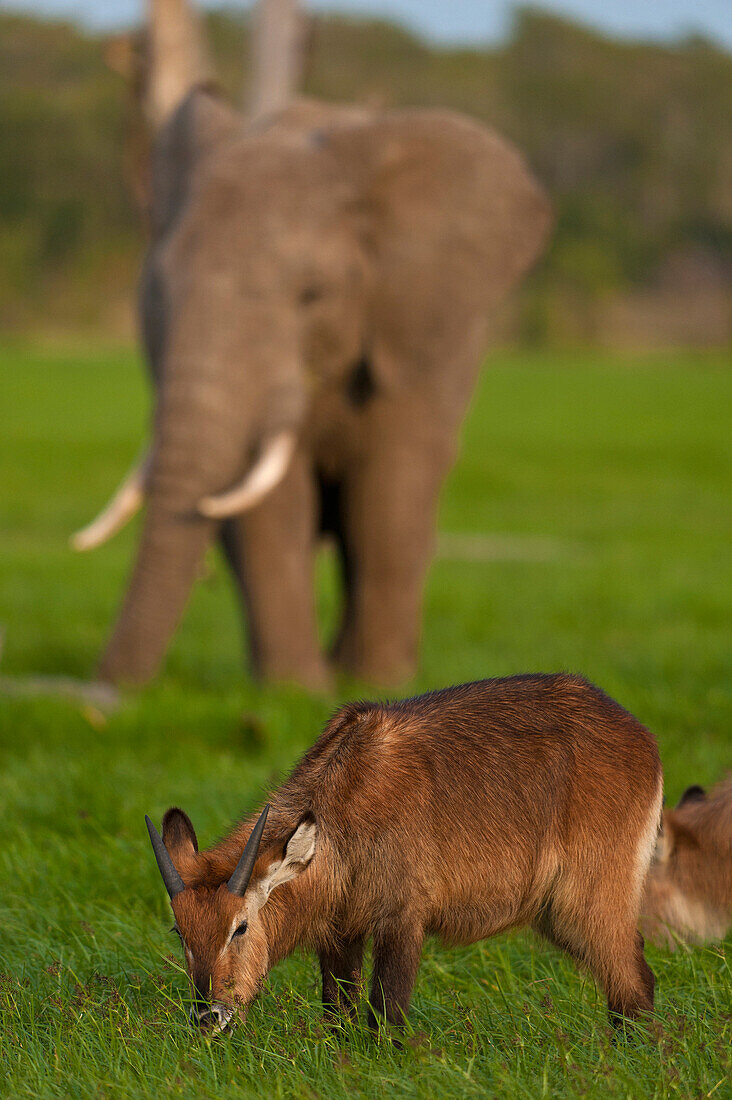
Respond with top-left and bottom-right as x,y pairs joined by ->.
98,363 -> 304,686
98,497 -> 215,684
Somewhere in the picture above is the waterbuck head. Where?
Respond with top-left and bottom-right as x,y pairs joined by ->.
146,805 -> 317,1032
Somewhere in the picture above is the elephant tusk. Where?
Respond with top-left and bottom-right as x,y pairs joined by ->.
71,451 -> 151,551
198,431 -> 297,519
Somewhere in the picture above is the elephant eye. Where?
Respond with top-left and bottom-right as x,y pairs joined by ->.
232,921 -> 248,939
299,285 -> 324,306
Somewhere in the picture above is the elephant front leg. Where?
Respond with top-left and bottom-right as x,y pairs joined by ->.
336,408 -> 454,685
226,452 -> 330,690
319,935 -> 364,1020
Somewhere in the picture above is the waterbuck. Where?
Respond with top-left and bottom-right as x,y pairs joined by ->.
146,674 -> 662,1034
641,775 -> 732,949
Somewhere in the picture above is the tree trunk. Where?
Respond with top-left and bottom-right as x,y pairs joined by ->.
147,0 -> 210,130
248,0 -> 305,120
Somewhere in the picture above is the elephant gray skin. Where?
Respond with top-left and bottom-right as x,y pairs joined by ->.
82,89 -> 551,690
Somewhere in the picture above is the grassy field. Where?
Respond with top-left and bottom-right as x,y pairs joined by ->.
0,343 -> 730,1098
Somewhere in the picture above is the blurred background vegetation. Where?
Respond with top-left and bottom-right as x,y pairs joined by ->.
1,5 -> 730,346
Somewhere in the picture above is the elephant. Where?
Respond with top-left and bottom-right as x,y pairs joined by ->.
74,87 -> 551,690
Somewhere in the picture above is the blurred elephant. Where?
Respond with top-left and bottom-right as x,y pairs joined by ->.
74,88 -> 550,689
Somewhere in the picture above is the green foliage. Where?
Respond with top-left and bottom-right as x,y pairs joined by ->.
0,8 -> 730,340
0,344 -> 730,1096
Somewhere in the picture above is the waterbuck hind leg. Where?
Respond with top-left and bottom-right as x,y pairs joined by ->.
535,890 -> 656,1031
319,935 -> 364,1020
606,931 -> 655,1030
367,920 -> 423,1031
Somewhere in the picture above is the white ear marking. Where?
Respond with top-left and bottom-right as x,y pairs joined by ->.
254,819 -> 318,907
283,820 -> 317,866
654,824 -> 672,864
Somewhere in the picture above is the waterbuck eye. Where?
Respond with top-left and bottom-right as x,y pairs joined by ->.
232,921 -> 248,939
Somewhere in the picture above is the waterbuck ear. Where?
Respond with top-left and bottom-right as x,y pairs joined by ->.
655,812 -> 699,864
677,785 -> 706,809
253,814 -> 317,907
162,808 -> 198,857
654,817 -> 674,863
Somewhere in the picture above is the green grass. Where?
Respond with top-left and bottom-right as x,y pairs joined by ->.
0,343 -> 730,1098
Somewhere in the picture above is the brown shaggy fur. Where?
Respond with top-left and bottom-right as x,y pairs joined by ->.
156,674 -> 662,1031
641,775 -> 732,949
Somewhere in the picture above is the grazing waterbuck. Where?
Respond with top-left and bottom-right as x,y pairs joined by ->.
641,775 -> 732,948
145,674 -> 662,1034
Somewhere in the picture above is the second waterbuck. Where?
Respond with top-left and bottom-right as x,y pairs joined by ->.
146,674 -> 662,1034
641,775 -> 732,949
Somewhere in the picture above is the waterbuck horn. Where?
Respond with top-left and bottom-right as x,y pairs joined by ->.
227,804 -> 270,896
145,815 -> 186,899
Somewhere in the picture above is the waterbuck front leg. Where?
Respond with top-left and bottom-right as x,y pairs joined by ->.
367,919 -> 424,1030
319,934 -> 364,1020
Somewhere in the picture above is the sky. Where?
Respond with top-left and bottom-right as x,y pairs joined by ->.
2,0 -> 731,51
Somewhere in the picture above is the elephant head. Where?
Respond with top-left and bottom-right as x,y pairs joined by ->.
74,86 -> 550,686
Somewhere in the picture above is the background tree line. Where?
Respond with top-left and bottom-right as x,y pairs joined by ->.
1,6 -> 730,346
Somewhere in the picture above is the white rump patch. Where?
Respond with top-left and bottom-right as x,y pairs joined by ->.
636,773 -> 664,902
252,818 -> 318,910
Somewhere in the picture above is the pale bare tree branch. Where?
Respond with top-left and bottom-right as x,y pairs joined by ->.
248,0 -> 307,120
147,0 -> 211,130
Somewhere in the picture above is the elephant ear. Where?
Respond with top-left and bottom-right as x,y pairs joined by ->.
329,110 -> 551,402
151,85 -> 243,237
